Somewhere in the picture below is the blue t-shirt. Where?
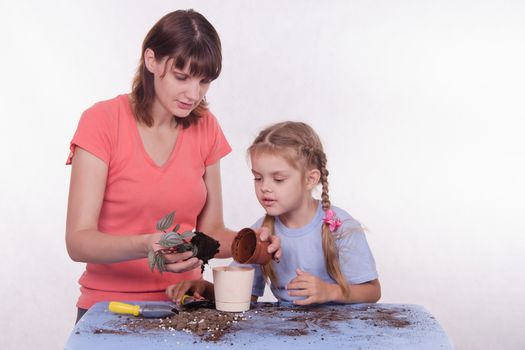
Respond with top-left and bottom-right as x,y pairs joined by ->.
232,201 -> 378,302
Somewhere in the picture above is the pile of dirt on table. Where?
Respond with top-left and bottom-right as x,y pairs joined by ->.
94,306 -> 249,342
93,303 -> 411,343
125,307 -> 247,342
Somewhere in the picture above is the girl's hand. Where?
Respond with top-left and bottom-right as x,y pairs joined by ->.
150,232 -> 203,273
286,268 -> 337,305
257,226 -> 282,261
166,280 -> 215,303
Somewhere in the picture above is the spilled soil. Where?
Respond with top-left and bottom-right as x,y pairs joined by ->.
92,303 -> 411,343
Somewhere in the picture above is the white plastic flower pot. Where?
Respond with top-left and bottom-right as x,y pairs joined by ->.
213,266 -> 255,312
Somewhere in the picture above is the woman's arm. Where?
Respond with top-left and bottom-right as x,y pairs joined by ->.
195,161 -> 236,258
66,147 -> 199,271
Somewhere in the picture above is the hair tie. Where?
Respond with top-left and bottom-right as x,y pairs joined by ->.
323,209 -> 342,232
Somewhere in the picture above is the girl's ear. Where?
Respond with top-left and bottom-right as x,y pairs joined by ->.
305,169 -> 321,190
144,48 -> 157,74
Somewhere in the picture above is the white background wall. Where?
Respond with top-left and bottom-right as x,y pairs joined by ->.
0,1 -> 524,349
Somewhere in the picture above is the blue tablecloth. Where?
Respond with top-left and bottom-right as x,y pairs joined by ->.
65,302 -> 452,349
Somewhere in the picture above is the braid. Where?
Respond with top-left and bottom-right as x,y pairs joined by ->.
319,152 -> 331,211
317,150 -> 351,299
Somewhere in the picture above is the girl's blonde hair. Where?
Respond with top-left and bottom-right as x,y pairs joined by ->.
248,121 -> 350,299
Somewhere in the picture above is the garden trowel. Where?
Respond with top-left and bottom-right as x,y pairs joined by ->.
108,301 -> 179,318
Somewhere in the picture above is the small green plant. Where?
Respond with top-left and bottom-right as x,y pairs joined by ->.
148,211 -> 220,274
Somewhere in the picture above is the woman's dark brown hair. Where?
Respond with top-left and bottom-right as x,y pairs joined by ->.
131,9 -> 222,128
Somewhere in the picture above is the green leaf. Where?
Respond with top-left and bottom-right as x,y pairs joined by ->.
180,231 -> 196,240
156,211 -> 175,232
159,236 -> 184,248
147,250 -> 156,271
162,232 -> 179,240
156,254 -> 166,274
172,224 -> 180,233
158,231 -> 185,247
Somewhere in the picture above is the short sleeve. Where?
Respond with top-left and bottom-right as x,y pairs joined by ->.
66,102 -> 113,165
335,212 -> 378,284
202,112 -> 231,166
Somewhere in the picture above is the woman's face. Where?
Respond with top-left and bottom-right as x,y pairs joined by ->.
146,51 -> 211,118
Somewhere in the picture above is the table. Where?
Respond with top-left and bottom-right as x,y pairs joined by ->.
64,302 -> 452,349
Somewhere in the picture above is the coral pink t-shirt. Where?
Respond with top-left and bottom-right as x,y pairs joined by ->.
66,94 -> 231,309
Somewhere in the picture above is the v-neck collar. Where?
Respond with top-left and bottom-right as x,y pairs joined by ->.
124,95 -> 183,169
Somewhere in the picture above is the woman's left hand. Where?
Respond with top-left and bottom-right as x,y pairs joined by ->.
286,268 -> 336,305
256,226 -> 282,261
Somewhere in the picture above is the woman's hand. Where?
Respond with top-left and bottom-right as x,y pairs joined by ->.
166,280 -> 215,303
256,226 -> 282,261
163,251 -> 202,273
149,232 -> 203,273
286,268 -> 337,305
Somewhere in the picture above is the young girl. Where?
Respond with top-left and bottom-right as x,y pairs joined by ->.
167,121 -> 380,305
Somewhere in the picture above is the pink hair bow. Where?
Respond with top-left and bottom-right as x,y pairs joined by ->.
323,209 -> 342,232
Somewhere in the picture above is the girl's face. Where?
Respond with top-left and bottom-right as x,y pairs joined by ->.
251,152 -> 311,218
146,51 -> 211,119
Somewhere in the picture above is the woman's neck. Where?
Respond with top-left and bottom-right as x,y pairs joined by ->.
279,197 -> 318,229
150,98 -> 176,129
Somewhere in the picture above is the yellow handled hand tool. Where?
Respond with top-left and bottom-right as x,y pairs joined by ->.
108,302 -> 178,318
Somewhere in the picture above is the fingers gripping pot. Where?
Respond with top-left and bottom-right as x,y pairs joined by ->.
231,228 -> 272,264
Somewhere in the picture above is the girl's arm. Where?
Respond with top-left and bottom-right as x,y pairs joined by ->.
329,278 -> 381,304
66,147 -> 200,271
286,268 -> 381,305
196,162 -> 281,259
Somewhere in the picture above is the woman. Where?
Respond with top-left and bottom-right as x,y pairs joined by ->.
66,9 -> 280,322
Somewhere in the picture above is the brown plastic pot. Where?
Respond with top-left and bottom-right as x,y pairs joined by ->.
231,228 -> 272,265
